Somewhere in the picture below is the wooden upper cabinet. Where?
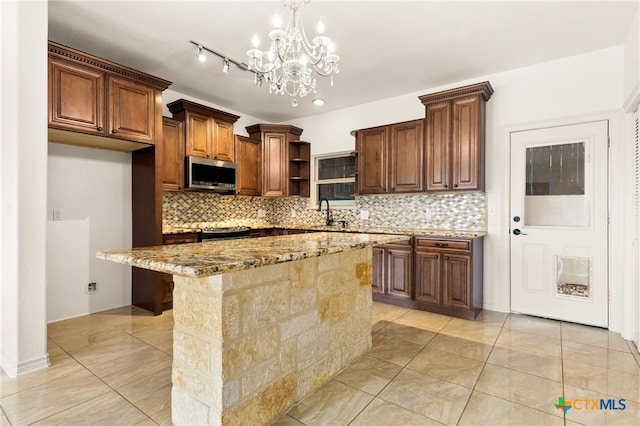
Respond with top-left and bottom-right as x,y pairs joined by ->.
107,76 -> 155,143
451,96 -> 482,191
47,41 -> 171,151
185,110 -> 212,158
356,119 -> 424,194
389,119 -> 424,193
246,124 -> 306,197
212,119 -> 235,162
235,135 -> 261,196
49,57 -> 105,135
419,81 -> 492,192
167,99 -> 240,162
161,117 -> 184,191
262,132 -> 287,196
425,101 -> 451,191
356,126 -> 388,194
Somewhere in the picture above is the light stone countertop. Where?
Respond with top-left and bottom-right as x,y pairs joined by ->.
163,222 -> 486,238
97,232 -> 407,278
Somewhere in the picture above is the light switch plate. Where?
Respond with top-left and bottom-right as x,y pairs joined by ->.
360,210 -> 369,220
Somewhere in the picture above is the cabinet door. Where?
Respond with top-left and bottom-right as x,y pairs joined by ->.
451,95 -> 482,190
262,132 -> 287,196
235,135 -> 261,196
415,250 -> 441,304
161,117 -> 184,191
371,246 -> 386,294
425,101 -> 451,191
107,76 -> 155,143
356,126 -> 388,194
389,120 -> 424,192
48,57 -> 105,135
185,111 -> 212,158
442,253 -> 472,310
212,119 -> 235,162
161,274 -> 174,306
387,248 -> 412,299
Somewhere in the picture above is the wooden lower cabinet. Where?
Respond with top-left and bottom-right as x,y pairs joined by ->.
373,236 -> 483,320
159,232 -> 199,311
371,239 -> 413,301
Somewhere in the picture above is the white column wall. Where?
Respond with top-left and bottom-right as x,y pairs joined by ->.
0,1 -> 49,376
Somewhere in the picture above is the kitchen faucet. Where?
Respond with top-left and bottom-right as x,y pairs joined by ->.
318,198 -> 333,226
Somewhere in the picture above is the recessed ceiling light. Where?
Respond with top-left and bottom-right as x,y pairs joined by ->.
312,98 -> 325,106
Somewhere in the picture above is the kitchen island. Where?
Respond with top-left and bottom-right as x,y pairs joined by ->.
97,232 -> 405,425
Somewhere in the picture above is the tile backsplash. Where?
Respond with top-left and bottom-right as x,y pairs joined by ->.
163,191 -> 486,231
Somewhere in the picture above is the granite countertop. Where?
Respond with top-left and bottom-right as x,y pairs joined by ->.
163,222 -> 486,238
97,232 -> 407,278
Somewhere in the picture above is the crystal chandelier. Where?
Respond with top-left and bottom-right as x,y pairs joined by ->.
247,0 -> 340,100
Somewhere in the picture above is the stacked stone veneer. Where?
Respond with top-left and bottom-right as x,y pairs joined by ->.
171,248 -> 373,425
163,191 -> 486,231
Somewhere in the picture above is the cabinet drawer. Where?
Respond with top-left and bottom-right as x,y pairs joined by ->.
415,238 -> 470,252
163,232 -> 199,245
380,237 -> 412,248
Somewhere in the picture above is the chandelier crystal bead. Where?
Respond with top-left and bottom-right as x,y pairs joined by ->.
247,0 -> 339,98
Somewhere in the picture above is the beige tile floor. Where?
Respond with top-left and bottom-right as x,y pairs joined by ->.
1,303 -> 639,425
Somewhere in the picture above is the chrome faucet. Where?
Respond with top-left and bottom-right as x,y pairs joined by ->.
318,198 -> 333,226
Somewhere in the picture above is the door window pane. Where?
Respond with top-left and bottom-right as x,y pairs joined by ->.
524,142 -> 587,226
526,143 -> 584,195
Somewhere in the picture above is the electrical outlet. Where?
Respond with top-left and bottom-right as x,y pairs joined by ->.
52,208 -> 62,221
86,282 -> 97,294
425,209 -> 432,221
257,209 -> 266,218
360,210 -> 369,220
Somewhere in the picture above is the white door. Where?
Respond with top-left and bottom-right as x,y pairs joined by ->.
510,121 -> 609,327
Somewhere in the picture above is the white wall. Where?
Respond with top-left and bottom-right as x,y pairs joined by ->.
1,0 -> 49,377
623,8 -> 639,107
291,46 -> 625,316
47,143 -> 132,322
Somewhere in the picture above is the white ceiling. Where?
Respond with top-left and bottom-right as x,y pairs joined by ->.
48,1 -> 638,122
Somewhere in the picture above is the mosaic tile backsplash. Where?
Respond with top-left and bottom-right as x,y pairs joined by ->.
163,191 -> 487,231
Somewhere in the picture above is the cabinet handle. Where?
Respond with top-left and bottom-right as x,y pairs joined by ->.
445,256 -> 449,260
111,129 -> 117,134
434,255 -> 438,259
443,184 -> 448,189
435,243 -> 449,247
96,126 -> 103,131
453,184 -> 458,188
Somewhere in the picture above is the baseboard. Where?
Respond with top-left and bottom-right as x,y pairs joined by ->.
1,350 -> 50,378
482,301 -> 508,313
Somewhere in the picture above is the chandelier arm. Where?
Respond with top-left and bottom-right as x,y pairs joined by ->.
312,63 -> 336,77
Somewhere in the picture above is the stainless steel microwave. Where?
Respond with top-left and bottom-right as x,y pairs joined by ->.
185,156 -> 236,193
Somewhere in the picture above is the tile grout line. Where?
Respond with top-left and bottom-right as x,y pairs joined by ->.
452,313 -> 507,426
46,322 -> 164,425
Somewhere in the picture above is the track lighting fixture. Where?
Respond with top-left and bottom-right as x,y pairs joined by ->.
222,59 -> 230,73
196,46 -> 206,62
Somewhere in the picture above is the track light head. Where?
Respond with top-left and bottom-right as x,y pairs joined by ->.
196,46 -> 207,62
222,59 -> 230,73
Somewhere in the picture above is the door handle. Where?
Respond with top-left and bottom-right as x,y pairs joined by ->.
513,229 -> 528,236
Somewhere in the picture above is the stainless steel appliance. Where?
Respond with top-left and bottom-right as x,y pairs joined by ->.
186,156 -> 236,192
199,226 -> 251,241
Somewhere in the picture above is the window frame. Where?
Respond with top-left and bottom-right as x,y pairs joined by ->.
313,151 -> 356,209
